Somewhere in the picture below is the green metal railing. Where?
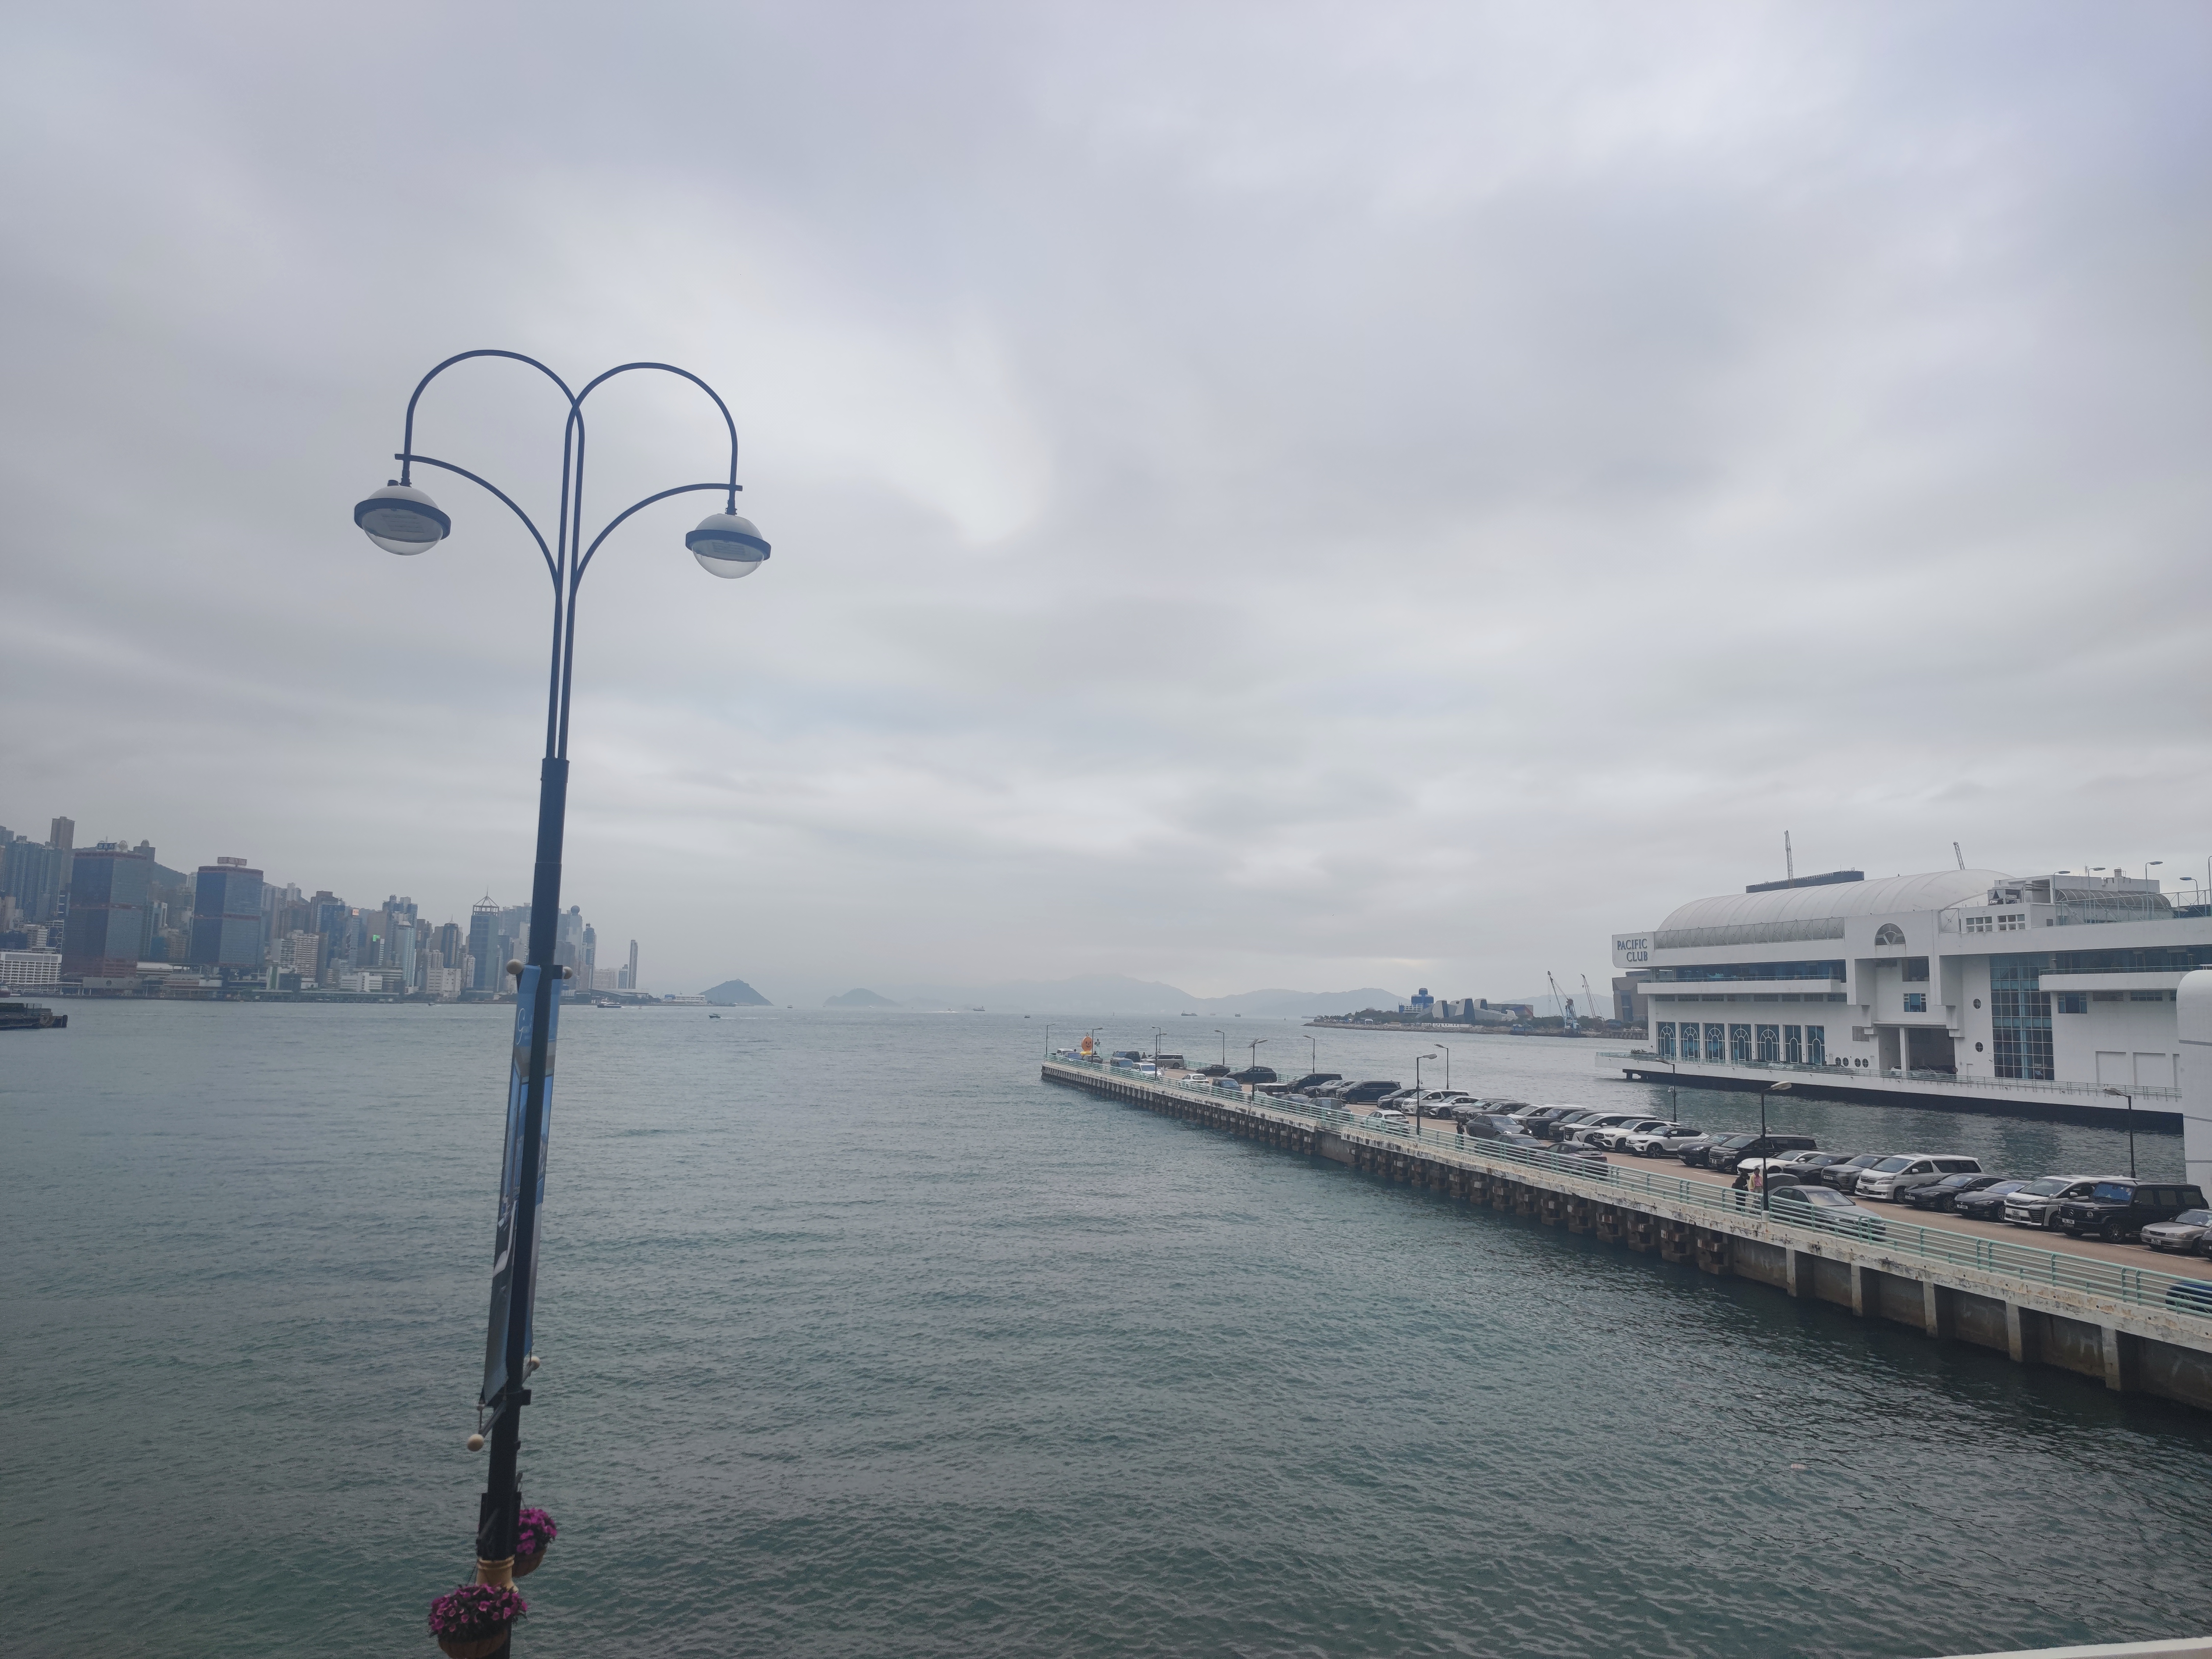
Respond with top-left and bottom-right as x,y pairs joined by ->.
1044,1057 -> 2212,1323
1599,1049 -> 2181,1102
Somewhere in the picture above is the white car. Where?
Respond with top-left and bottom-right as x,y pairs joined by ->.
1562,1112 -> 1657,1146
1855,1153 -> 1983,1202
1586,1116 -> 1674,1150
1621,1124 -> 1704,1156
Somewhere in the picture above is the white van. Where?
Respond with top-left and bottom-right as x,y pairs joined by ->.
1855,1153 -> 1983,1202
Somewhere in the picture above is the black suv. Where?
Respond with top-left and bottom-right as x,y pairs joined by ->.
1229,1065 -> 1279,1084
1340,1080 -> 1403,1105
2055,1181 -> 2212,1243
1290,1072 -> 1342,1091
1818,1153 -> 1895,1195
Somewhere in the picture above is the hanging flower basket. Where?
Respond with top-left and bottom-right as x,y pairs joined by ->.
428,1583 -> 526,1658
512,1507 -> 558,1577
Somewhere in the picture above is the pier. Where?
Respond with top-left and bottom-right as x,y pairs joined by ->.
1042,1060 -> 2212,1413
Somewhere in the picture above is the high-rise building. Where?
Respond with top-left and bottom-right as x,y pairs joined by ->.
582,923 -> 597,977
467,897 -> 500,991
189,858 -> 266,970
393,920 -> 417,989
621,937 -> 639,991
1,838 -> 65,924
61,844 -> 151,981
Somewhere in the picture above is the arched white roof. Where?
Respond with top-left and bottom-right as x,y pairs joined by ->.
1656,870 -> 2009,944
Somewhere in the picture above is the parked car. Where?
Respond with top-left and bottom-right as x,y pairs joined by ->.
1952,1180 -> 2033,1222
1289,1072 -> 1342,1091
1514,1106 -> 1580,1133
1198,1064 -> 1232,1078
1706,1134 -> 1818,1175
2165,1280 -> 2212,1316
1230,1065 -> 1278,1084
1340,1080 -> 1403,1105
1680,1133 -> 1751,1169
1620,1124 -> 1703,1156
1902,1173 -> 2015,1213
2056,1182 -> 2212,1243
2142,1209 -> 2212,1256
1767,1184 -> 1885,1238
1544,1141 -> 1609,1167
1817,1153 -> 1896,1194
1540,1110 -> 1609,1140
1369,1108 -> 1409,1126
1855,1154 -> 1985,1203
1585,1117 -> 1674,1149
2002,1176 -> 2116,1230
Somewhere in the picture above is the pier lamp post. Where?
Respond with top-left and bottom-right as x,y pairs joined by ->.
2102,1086 -> 2139,1180
1435,1042 -> 1451,1093
1215,1030 -> 1227,1068
353,350 -> 769,1616
1153,1028 -> 1165,1064
1413,1052 -> 1438,1130
1758,1081 -> 1792,1213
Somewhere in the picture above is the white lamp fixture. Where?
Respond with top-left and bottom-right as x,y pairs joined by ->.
353,482 -> 451,555
684,511 -> 771,578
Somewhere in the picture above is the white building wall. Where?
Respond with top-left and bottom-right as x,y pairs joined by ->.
2180,971 -> 2212,1196
1,949 -> 62,988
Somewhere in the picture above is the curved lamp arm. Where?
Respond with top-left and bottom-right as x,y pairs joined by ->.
400,350 -> 579,487
575,361 -> 741,509
398,452 -> 560,587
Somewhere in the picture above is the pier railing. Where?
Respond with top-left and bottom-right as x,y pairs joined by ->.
1049,1057 -> 2212,1323
1599,1049 -> 2182,1102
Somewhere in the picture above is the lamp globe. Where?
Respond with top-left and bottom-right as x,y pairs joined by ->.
685,511 -> 771,579
353,482 -> 451,555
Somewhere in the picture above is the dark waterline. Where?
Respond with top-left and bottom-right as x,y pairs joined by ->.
2,1004 -> 2204,1656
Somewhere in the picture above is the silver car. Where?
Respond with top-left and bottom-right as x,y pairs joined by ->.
1855,1154 -> 1983,1203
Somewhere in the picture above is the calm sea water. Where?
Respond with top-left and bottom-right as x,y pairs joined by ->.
4,1003 -> 2206,1658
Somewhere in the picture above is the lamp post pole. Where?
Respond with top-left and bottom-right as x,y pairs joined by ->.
1413,1052 -> 1437,1131
2104,1086 -> 2138,1179
1215,1030 -> 1227,1068
355,352 -> 768,1624
1436,1042 -> 1451,1093
1760,1081 -> 1792,1213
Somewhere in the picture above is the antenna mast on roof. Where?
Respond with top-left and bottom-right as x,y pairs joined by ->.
1784,831 -> 1794,883
1954,841 -> 1966,870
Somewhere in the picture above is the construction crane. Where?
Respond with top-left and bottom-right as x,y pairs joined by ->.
1547,970 -> 1573,1028
1582,973 -> 1602,1031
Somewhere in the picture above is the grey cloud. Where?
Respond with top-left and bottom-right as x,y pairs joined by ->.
3,1 -> 2208,999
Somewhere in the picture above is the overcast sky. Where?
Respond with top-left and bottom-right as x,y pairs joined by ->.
4,1 -> 2208,1002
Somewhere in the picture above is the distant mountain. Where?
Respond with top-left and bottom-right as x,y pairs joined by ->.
701,978 -> 771,1006
824,987 -> 898,1007
875,975 -> 1403,1015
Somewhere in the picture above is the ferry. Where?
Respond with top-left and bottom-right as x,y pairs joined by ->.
1611,866 -> 2209,1126
0,999 -> 67,1031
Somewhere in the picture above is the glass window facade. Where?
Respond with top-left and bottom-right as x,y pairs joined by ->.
1646,960 -> 1846,984
1728,1024 -> 1752,1063
1784,1025 -> 1803,1063
1903,992 -> 1927,1013
1756,1024 -> 1780,1062
1656,1021 -> 1676,1059
1806,1025 -> 1826,1064
1990,955 -> 2054,1081
1704,1023 -> 1726,1062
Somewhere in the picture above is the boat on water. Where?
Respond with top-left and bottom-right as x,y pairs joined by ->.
0,999 -> 67,1031
592,996 -> 622,1009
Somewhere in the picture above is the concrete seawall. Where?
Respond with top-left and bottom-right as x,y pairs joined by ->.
1042,1062 -> 2212,1413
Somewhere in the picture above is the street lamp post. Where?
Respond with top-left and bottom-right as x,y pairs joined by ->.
1759,1081 -> 1793,1212
1153,1028 -> 1164,1064
1215,1030 -> 1227,1068
1436,1042 -> 1451,1093
2103,1085 -> 2139,1179
1413,1052 -> 1438,1131
355,350 -> 768,1614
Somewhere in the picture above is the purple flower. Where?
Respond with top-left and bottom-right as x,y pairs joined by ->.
515,1506 -> 558,1555
427,1583 -> 527,1640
